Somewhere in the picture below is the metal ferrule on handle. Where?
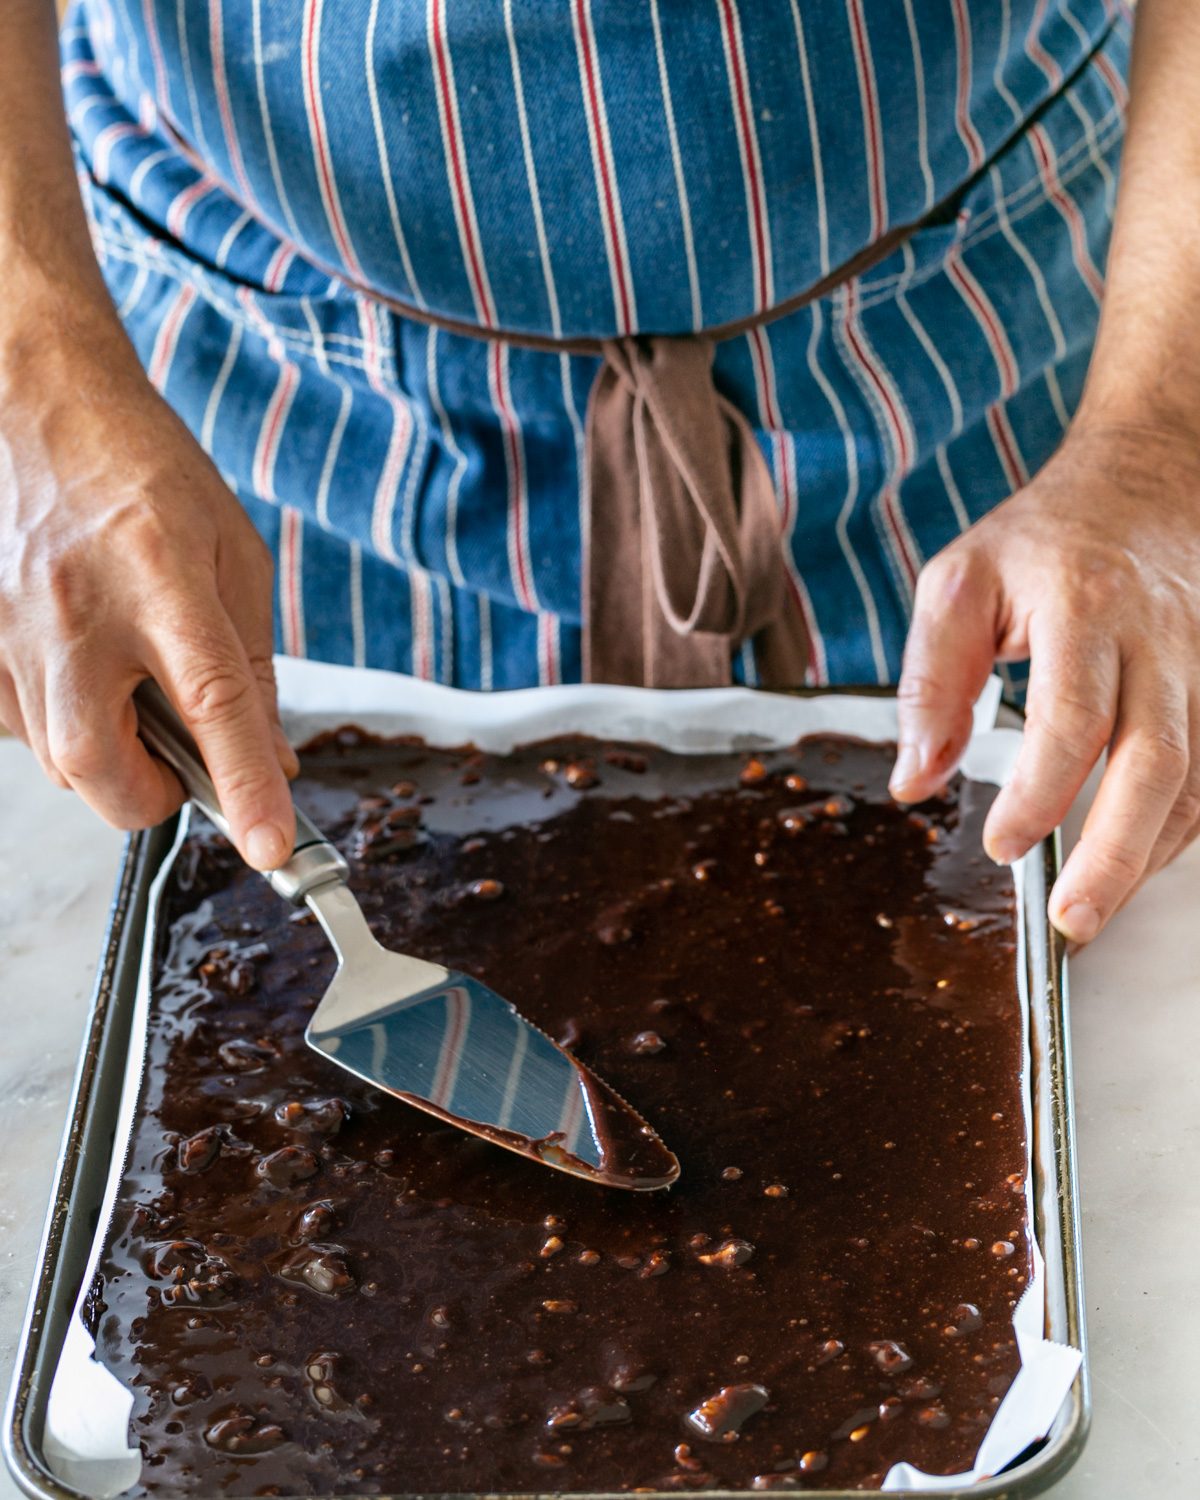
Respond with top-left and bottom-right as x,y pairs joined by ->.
133,679 -> 349,904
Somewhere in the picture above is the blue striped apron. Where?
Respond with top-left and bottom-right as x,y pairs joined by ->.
62,0 -> 1131,692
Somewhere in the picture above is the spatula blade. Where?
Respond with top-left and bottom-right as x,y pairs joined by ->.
306,972 -> 679,1191
132,680 -> 677,1190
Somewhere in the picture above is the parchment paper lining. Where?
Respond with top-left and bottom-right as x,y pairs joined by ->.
43,662 -> 1080,1495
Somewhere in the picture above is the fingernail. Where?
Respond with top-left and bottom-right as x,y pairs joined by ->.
986,837 -> 1024,866
1054,901 -> 1101,945
889,743 -> 922,798
246,821 -> 287,871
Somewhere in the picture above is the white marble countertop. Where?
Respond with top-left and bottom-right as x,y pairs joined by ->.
2,736 -> 1197,1498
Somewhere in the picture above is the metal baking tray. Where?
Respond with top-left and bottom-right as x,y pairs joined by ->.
4,695 -> 1089,1500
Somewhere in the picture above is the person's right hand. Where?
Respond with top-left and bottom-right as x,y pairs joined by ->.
0,310 -> 298,870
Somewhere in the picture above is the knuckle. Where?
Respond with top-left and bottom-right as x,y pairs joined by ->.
248,662 -> 278,711
1171,785 -> 1200,830
1127,733 -> 1188,797
1022,708 -> 1083,765
47,722 -> 106,784
915,548 -> 983,613
45,556 -> 90,631
124,504 -> 170,554
211,762 -> 281,811
1144,792 -> 1197,857
896,671 -> 946,714
1155,803 -> 1198,856
112,501 -> 184,579
174,661 -> 255,728
1152,719 -> 1189,760
1087,837 -> 1145,885
1071,554 -> 1133,614
24,733 -> 70,789
1031,691 -> 1110,753
1174,820 -> 1200,859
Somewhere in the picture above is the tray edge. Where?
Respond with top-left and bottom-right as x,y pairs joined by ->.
3,693 -> 1090,1499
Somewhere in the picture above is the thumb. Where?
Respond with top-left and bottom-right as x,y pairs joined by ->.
891,547 -> 1000,803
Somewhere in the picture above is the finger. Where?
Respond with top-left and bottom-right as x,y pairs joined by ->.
891,548 -> 999,802
43,661 -> 185,828
9,667 -> 68,789
259,662 -> 300,781
982,616 -> 1119,864
1154,809 -> 1200,881
1140,691 -> 1200,878
219,541 -> 299,780
1105,726 -> 1200,920
1072,697 -> 1200,931
1048,657 -> 1188,944
1107,808 -> 1200,933
0,668 -> 29,744
233,638 -> 299,782
149,605 -> 296,870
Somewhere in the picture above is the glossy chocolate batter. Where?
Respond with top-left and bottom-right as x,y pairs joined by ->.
89,733 -> 1030,1494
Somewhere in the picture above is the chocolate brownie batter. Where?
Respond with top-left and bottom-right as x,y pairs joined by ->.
89,733 -> 1030,1494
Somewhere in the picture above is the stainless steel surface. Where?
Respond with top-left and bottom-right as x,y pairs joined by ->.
302,881 -> 678,1187
4,824 -> 176,1500
268,842 -> 351,905
4,695 -> 1089,1499
134,681 -> 678,1189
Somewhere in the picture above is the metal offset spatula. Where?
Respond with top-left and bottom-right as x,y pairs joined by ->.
135,681 -> 679,1191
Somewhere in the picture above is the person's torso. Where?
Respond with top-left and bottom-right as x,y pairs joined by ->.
75,0 -> 1116,339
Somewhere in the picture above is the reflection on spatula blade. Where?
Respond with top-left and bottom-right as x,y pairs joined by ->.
133,679 -> 679,1193
304,884 -> 677,1189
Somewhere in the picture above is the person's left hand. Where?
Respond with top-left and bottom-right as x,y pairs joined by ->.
888,420 -> 1200,946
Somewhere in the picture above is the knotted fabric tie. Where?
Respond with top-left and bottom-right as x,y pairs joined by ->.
584,336 -> 809,688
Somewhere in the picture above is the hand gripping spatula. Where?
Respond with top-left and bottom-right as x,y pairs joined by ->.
134,681 -> 679,1191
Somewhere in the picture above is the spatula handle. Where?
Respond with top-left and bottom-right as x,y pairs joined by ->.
133,679 -> 349,904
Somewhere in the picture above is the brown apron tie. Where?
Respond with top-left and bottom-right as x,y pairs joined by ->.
584,336 -> 810,688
